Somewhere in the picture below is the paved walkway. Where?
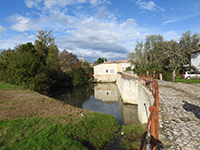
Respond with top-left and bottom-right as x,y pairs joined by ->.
159,82 -> 200,150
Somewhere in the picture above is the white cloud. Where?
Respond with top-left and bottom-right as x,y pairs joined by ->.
136,0 -> 165,12
90,0 -> 111,6
0,25 -> 6,34
7,14 -> 34,32
25,0 -> 42,8
163,20 -> 175,25
120,18 -> 137,28
163,31 -> 179,41
0,34 -> 35,50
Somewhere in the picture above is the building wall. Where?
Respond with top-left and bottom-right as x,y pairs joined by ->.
191,52 -> 200,71
94,63 -> 118,82
117,63 -> 131,72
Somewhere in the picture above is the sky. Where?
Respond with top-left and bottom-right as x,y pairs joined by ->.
0,0 -> 200,62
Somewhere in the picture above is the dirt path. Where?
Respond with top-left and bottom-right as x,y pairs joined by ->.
0,89 -> 85,120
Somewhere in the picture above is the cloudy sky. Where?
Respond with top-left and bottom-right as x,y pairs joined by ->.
0,0 -> 200,62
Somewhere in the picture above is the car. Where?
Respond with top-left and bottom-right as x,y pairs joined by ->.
183,71 -> 200,79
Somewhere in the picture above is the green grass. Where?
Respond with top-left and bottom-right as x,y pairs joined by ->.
162,74 -> 200,84
0,82 -> 22,90
0,112 -> 120,150
108,122 -> 145,150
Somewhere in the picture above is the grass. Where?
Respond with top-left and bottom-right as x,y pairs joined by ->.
162,74 -> 200,84
118,123 -> 145,150
0,81 -> 121,150
0,82 -> 22,90
0,112 -> 120,150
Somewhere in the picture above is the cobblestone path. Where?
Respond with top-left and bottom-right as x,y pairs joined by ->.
159,82 -> 200,150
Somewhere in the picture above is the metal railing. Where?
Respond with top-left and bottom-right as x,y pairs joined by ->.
160,73 -> 199,84
138,74 -> 159,150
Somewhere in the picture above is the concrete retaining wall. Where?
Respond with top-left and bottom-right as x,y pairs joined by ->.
116,72 -> 154,124
117,73 -> 138,104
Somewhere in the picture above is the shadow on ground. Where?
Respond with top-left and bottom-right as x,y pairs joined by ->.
182,100 -> 200,119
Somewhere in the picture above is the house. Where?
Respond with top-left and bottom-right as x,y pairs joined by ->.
93,60 -> 132,82
117,60 -> 132,72
190,44 -> 200,71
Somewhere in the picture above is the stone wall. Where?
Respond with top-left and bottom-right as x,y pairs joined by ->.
116,72 -> 154,124
137,83 -> 154,123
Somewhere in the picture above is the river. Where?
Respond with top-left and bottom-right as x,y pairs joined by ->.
52,83 -> 138,126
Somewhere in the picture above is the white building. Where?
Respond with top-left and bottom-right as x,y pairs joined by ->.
93,60 -> 133,82
191,45 -> 200,71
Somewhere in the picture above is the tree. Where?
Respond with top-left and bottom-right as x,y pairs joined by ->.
70,68 -> 88,86
59,49 -> 80,74
94,57 -> 107,64
179,30 -> 200,67
82,61 -> 92,74
34,30 -> 59,67
127,32 -> 200,75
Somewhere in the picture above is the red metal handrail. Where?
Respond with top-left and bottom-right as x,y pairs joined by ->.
138,74 -> 159,150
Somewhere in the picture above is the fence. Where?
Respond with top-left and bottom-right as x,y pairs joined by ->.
143,72 -> 199,84
160,73 -> 199,84
138,74 -> 159,150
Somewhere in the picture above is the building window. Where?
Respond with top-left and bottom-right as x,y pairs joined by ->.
111,92 -> 115,95
106,69 -> 108,73
122,67 -> 125,71
110,69 -> 114,73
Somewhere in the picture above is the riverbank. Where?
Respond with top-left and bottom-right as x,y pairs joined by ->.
0,82 -> 145,150
0,82 -> 120,149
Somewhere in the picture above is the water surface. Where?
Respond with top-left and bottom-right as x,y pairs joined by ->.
52,83 -> 138,125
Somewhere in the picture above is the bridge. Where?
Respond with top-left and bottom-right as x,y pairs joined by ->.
117,71 -> 200,149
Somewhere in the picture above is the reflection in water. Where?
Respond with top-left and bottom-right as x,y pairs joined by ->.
52,83 -> 138,125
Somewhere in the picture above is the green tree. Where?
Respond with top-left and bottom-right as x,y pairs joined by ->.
34,30 -> 59,67
94,57 -> 107,64
179,30 -> 200,67
82,61 -> 93,74
70,68 -> 87,86
127,32 -> 200,75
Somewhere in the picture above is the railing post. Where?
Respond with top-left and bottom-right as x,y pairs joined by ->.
156,83 -> 159,140
149,106 -> 156,150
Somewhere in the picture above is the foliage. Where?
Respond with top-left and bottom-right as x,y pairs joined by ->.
128,30 -> 200,75
70,68 -> 88,86
82,60 -> 93,75
94,57 -> 107,64
58,49 -> 78,74
0,30 -> 90,92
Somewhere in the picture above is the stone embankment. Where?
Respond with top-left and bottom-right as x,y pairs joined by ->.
159,81 -> 200,150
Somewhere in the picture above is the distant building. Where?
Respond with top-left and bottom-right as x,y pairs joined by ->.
190,44 -> 200,71
117,60 -> 132,72
93,60 -> 133,82
79,57 -> 84,62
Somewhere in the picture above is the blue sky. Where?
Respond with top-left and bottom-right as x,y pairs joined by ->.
0,0 -> 200,62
